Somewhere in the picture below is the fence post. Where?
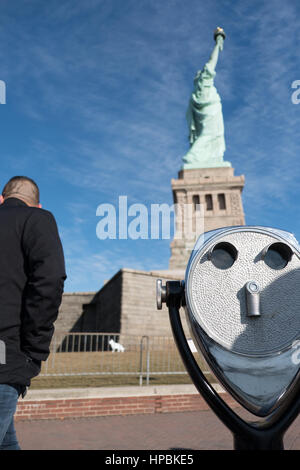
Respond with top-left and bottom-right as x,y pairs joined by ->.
139,336 -> 150,386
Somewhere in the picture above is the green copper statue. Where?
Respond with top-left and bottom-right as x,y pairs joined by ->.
182,28 -> 231,169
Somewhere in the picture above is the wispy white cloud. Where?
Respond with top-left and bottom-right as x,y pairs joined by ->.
2,0 -> 300,291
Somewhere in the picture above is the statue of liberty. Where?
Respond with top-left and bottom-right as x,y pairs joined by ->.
182,28 -> 231,169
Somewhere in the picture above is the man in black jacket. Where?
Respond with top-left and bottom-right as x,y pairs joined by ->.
0,176 -> 66,449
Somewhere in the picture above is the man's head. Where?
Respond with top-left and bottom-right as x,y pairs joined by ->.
0,176 -> 41,208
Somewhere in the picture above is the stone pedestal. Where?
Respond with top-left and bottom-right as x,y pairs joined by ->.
169,166 -> 245,270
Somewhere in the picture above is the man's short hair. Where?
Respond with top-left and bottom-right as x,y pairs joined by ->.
2,176 -> 40,205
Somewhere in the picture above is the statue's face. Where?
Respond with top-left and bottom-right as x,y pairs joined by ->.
193,86 -> 214,103
194,70 -> 203,84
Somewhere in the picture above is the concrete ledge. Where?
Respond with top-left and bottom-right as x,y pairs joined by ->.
15,383 -> 233,422
23,383 -> 225,401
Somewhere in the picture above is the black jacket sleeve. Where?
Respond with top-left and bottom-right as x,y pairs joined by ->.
20,209 -> 67,362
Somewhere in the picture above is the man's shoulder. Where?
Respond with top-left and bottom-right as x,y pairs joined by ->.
0,202 -> 55,226
24,207 -> 57,228
26,206 -> 55,219
22,208 -> 61,245
0,200 -> 55,221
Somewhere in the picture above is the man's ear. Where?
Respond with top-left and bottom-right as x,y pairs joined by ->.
0,195 -> 4,204
38,203 -> 42,208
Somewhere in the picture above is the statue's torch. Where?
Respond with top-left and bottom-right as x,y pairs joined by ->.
214,27 -> 226,41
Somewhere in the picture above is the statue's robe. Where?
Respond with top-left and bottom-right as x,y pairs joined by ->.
182,61 -> 227,169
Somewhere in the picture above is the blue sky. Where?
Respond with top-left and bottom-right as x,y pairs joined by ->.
1,0 -> 300,292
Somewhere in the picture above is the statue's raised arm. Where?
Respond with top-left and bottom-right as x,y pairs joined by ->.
208,30 -> 224,71
182,28 -> 231,169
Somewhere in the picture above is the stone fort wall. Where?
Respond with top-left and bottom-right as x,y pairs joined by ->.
54,269 -> 189,339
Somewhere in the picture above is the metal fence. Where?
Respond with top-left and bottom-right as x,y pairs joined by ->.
39,332 -> 208,385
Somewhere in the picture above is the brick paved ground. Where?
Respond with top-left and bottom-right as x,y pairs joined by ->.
15,409 -> 300,450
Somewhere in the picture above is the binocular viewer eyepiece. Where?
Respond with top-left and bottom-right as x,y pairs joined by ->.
157,226 -> 300,450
